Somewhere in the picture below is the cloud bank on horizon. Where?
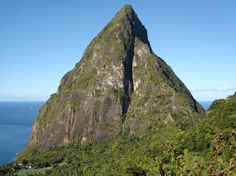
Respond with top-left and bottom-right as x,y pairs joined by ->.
191,87 -> 236,92
190,87 -> 236,101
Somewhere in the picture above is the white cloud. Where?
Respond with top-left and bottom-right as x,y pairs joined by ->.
191,87 -> 236,92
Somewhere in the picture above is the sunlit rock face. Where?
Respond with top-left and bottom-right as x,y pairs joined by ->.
28,5 -> 204,150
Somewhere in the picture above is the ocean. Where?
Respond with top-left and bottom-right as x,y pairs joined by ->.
0,102 -> 43,165
0,101 -> 211,165
200,101 -> 212,110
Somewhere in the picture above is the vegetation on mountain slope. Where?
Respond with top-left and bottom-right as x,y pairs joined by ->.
1,93 -> 235,175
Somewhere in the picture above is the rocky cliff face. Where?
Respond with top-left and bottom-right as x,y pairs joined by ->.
29,5 -> 204,149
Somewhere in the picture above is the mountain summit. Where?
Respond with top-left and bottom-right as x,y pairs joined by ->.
28,5 -> 204,150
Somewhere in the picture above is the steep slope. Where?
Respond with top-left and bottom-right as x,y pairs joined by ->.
28,5 -> 204,150
181,92 -> 236,153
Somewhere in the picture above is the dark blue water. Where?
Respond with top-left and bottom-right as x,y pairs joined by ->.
0,102 -> 43,165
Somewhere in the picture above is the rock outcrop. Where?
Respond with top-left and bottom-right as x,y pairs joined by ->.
29,5 -> 204,149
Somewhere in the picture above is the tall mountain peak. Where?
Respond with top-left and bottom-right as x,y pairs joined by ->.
116,4 -> 135,18
24,5 -> 204,150
96,4 -> 150,49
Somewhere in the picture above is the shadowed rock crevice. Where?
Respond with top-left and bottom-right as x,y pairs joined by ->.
119,5 -> 149,123
121,40 -> 134,123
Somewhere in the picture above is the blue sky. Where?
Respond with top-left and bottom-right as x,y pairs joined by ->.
1,0 -> 236,101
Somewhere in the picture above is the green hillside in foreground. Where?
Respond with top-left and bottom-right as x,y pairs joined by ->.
1,93 -> 236,175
